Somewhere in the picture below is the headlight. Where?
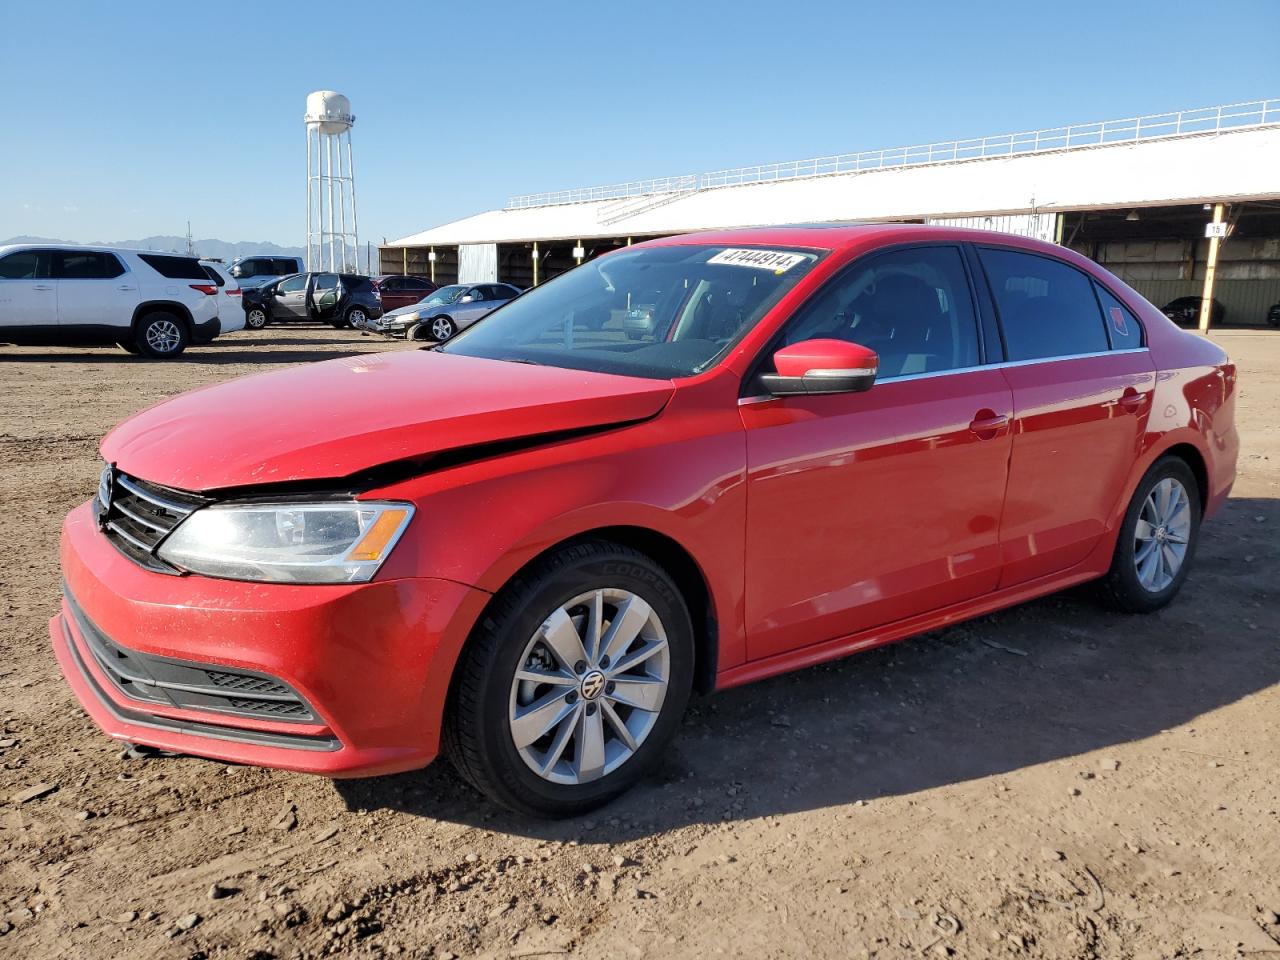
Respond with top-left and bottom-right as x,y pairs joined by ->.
392,313 -> 418,324
157,501 -> 414,584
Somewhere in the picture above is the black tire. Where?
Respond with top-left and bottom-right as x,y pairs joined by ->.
428,315 -> 456,342
406,322 -> 431,342
444,540 -> 695,818
133,311 -> 189,359
1099,456 -> 1201,614
245,306 -> 269,330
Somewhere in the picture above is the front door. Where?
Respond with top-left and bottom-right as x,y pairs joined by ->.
273,274 -> 309,321
973,245 -> 1158,586
742,244 -> 1013,661
0,249 -> 58,328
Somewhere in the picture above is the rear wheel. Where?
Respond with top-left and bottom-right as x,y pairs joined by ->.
245,306 -> 269,330
444,540 -> 694,818
345,306 -> 369,329
1099,457 -> 1201,613
134,311 -> 189,359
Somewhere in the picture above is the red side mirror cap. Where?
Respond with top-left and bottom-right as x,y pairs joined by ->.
761,339 -> 879,396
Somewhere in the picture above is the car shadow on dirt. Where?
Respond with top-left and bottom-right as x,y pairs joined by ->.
333,494 -> 1279,842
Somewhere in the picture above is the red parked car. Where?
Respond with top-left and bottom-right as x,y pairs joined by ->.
374,274 -> 439,311
52,225 -> 1237,817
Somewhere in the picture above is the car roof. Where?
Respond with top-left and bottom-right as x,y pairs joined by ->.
0,242 -> 200,257
636,222 -> 1065,257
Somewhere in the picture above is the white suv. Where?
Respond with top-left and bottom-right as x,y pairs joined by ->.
0,244 -> 226,358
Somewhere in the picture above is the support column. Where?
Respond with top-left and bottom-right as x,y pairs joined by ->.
1199,203 -> 1225,334
532,242 -> 540,287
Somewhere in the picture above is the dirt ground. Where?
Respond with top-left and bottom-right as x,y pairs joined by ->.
0,326 -> 1277,960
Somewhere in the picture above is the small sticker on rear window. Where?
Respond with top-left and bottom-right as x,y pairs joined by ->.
706,249 -> 808,273
1110,306 -> 1129,336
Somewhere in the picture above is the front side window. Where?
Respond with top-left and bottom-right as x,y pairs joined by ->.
978,247 -> 1109,361
771,245 -> 980,379
1093,282 -> 1144,350
278,274 -> 307,294
441,244 -> 822,379
0,250 -> 53,279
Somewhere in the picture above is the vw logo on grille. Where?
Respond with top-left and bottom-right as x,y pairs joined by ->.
97,464 -> 114,527
580,670 -> 606,701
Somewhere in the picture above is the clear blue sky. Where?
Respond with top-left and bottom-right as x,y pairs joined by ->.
2,0 -> 1277,247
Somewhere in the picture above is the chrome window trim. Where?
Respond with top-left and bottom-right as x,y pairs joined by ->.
737,347 -> 1149,404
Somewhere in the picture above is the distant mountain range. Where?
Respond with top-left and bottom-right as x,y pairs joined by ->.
0,235 -> 305,262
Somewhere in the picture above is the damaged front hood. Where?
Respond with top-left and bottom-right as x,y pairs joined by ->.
101,350 -> 674,492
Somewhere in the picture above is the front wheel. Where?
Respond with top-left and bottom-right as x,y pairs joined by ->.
444,540 -> 694,818
429,315 -> 456,342
245,306 -> 269,330
1099,456 -> 1201,613
134,311 -> 189,359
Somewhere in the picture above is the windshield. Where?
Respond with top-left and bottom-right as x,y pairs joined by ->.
420,284 -> 467,306
439,245 -> 821,379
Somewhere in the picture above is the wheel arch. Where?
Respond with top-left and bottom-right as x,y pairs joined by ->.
1158,442 -> 1210,516
131,301 -> 193,334
448,525 -> 719,700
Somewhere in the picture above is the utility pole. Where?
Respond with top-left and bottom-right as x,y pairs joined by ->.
1199,203 -> 1226,334
185,221 -> 194,256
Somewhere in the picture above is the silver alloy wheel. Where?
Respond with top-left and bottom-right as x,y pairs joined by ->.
1134,477 -> 1191,592
508,588 -> 670,786
145,318 -> 182,353
349,308 -> 367,327
431,317 -> 454,341
247,308 -> 267,329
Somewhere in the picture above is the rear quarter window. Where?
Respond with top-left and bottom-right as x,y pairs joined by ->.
1093,282 -> 1144,350
138,254 -> 210,281
977,247 -> 1110,362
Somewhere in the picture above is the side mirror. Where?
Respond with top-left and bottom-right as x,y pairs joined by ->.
460,295 -> 475,303
759,339 -> 878,396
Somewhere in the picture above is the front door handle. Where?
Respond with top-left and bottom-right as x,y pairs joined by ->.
33,284 -> 53,291
969,410 -> 1010,439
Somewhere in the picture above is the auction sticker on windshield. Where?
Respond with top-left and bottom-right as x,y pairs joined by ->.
707,248 -> 808,273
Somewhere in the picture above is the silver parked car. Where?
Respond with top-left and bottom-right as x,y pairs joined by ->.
371,283 -> 521,341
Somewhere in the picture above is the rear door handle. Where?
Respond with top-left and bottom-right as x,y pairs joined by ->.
33,284 -> 53,291
1118,388 -> 1146,411
969,410 -> 1009,438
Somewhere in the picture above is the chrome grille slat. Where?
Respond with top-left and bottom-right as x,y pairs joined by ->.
111,499 -> 171,533
115,474 -> 198,516
105,519 -> 154,553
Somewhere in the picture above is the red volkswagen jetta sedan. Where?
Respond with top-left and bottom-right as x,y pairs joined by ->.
52,225 -> 1237,817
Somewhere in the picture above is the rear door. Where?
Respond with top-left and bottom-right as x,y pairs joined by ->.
0,249 -> 57,328
55,251 -> 134,331
311,273 -> 342,321
974,245 -> 1157,586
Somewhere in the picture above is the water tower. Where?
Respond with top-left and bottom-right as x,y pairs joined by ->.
305,91 -> 359,272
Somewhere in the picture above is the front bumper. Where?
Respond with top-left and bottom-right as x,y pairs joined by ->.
52,501 -> 488,777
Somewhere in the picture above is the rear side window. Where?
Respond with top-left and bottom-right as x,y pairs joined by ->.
1093,282 -> 1144,350
273,258 -> 300,274
138,254 -> 209,280
0,249 -> 54,279
978,248 -> 1109,361
57,251 -> 125,279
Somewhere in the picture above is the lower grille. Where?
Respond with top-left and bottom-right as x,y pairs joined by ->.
65,591 -> 317,725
